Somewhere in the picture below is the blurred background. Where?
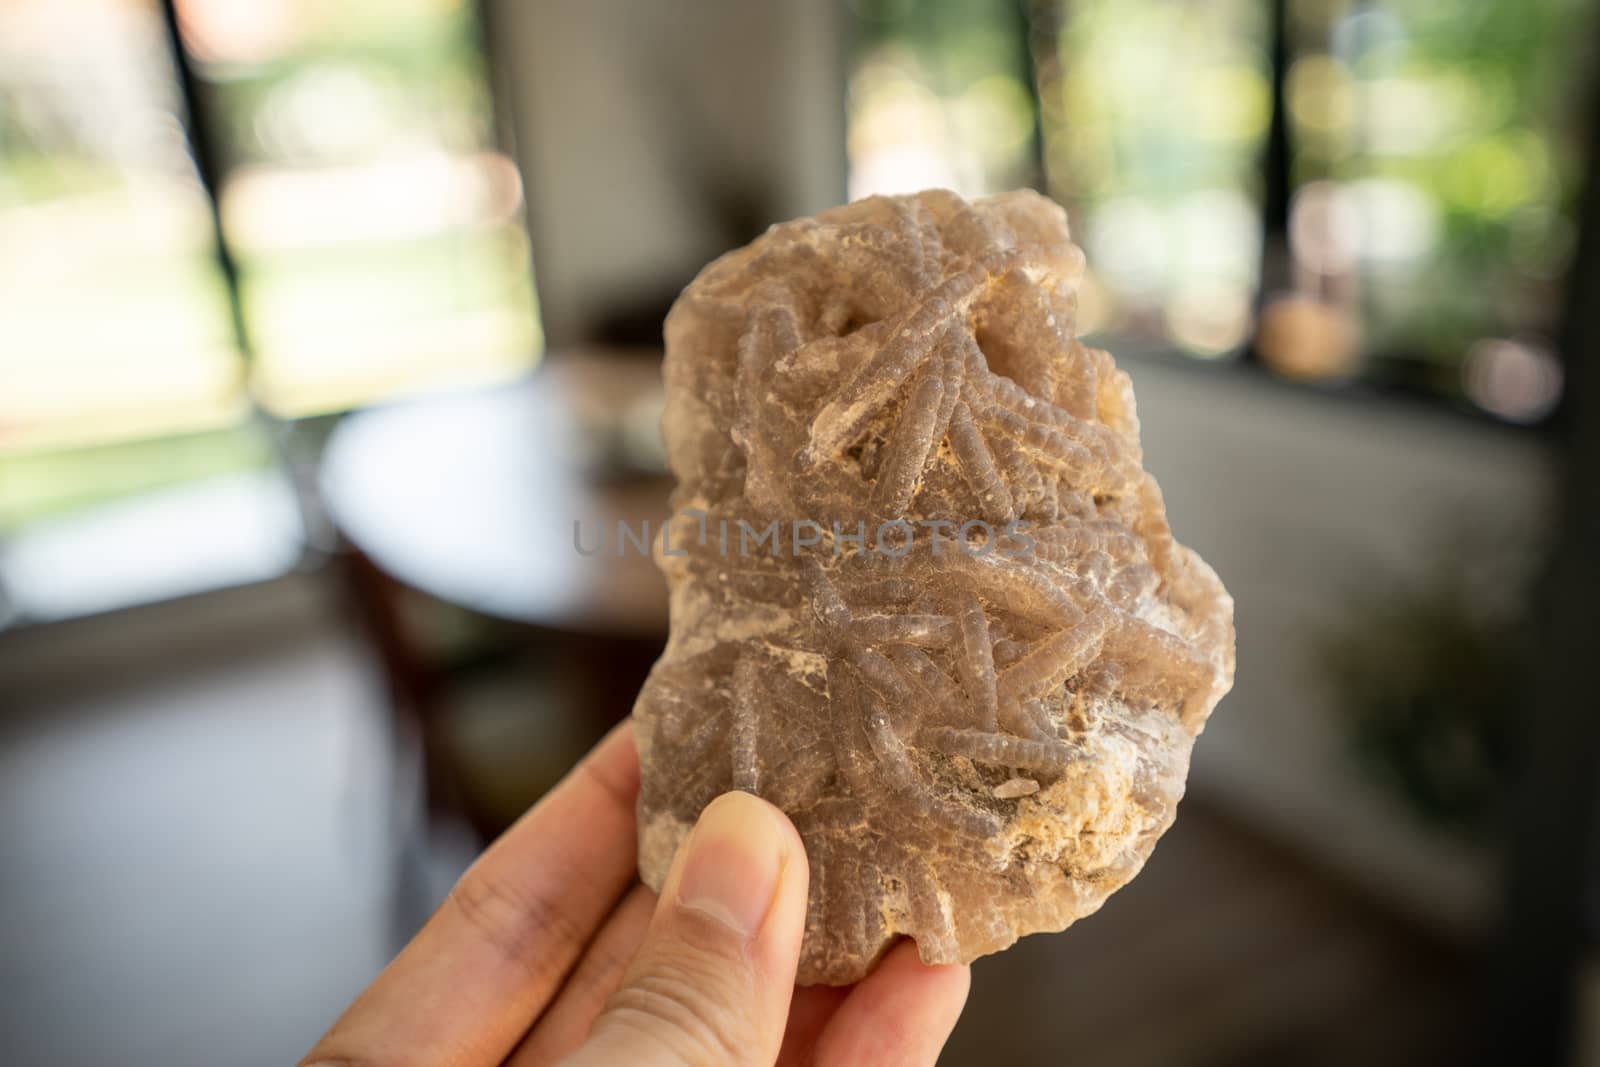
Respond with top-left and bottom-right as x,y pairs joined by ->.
1,0 -> 1597,1063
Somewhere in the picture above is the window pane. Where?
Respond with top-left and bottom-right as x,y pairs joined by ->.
1043,0 -> 1271,359
1041,0 -> 1589,417
1279,0 -> 1587,416
0,0 -> 247,453
176,0 -> 542,416
847,0 -> 1039,200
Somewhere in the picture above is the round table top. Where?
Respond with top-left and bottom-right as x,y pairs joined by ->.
319,355 -> 673,635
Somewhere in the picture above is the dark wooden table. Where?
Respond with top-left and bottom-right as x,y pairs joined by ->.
319,353 -> 673,833
320,354 -> 672,634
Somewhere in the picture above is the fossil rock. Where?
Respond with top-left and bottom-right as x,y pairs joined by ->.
633,189 -> 1235,985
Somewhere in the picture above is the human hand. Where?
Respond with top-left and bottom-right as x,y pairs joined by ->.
300,722 -> 969,1066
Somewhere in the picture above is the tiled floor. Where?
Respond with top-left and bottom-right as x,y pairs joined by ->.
0,597 -> 1473,1066
0,621 -> 398,1067
947,802 -> 1472,1067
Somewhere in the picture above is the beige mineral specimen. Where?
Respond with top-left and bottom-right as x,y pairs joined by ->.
633,189 -> 1235,985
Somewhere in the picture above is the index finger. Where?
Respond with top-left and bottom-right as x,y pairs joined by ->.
301,720 -> 642,1067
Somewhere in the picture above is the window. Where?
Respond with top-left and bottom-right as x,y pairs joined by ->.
846,0 -> 1594,422
847,0 -> 1039,200
0,0 -> 247,455
0,0 -> 540,619
1275,0 -> 1582,415
176,0 -> 539,416
1044,0 -> 1269,360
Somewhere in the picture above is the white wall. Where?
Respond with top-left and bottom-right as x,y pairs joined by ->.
490,0 -> 847,346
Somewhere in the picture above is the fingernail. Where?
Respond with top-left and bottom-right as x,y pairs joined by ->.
675,792 -> 786,938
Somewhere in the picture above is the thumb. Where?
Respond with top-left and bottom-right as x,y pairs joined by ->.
564,791 -> 810,1067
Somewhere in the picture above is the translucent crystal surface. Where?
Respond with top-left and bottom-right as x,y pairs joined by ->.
633,189 -> 1235,984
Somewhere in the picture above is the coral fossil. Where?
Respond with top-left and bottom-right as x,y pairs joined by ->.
633,189 -> 1235,985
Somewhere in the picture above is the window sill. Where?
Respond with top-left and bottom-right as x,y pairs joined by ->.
0,468 -> 306,630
